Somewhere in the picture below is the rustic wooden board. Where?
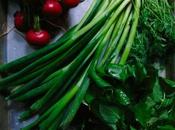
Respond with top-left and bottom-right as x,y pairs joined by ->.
0,1 -> 9,130
0,0 -> 7,64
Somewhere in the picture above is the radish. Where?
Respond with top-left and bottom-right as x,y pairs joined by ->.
62,0 -> 80,8
42,0 -> 62,16
26,16 -> 51,46
26,30 -> 51,46
14,11 -> 25,30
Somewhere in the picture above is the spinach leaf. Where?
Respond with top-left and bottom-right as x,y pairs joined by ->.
114,89 -> 131,106
107,64 -> 130,82
133,97 -> 156,127
161,78 -> 175,88
151,78 -> 163,103
99,104 -> 122,124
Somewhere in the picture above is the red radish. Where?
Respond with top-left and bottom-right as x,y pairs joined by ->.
26,16 -> 51,46
26,30 -> 50,46
14,11 -> 24,29
42,0 -> 62,16
63,0 -> 80,8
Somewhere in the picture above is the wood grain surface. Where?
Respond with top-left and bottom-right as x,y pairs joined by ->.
0,0 -> 7,65
0,1 -> 10,130
0,97 -> 9,130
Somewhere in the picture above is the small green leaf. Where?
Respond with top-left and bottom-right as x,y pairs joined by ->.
133,97 -> 155,127
147,117 -> 158,127
159,111 -> 169,120
152,78 -> 163,102
158,125 -> 175,130
85,89 -> 95,104
108,124 -> 118,130
127,65 -> 136,78
161,78 -> 175,88
107,63 -> 147,82
160,77 -> 175,95
160,98 -> 174,108
134,62 -> 147,81
114,89 -> 131,106
99,104 -> 122,124
130,126 -> 137,130
107,64 -> 129,81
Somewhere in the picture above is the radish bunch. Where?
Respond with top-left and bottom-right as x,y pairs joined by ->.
14,0 -> 81,46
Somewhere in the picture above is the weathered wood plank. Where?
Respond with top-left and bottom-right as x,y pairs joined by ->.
0,0 -> 7,34
0,0 -> 7,64
0,96 -> 9,130
0,1 -> 8,130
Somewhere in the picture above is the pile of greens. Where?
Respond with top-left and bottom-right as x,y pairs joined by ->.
0,0 -> 175,130
130,0 -> 175,63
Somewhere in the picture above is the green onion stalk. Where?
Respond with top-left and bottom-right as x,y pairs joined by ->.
0,0 -> 143,129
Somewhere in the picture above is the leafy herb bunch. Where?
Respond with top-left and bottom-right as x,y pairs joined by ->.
130,0 -> 175,63
85,0 -> 175,130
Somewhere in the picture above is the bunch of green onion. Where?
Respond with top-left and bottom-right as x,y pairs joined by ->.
0,0 -> 142,129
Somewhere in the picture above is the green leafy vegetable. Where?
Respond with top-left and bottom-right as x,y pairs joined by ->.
0,0 -> 175,130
